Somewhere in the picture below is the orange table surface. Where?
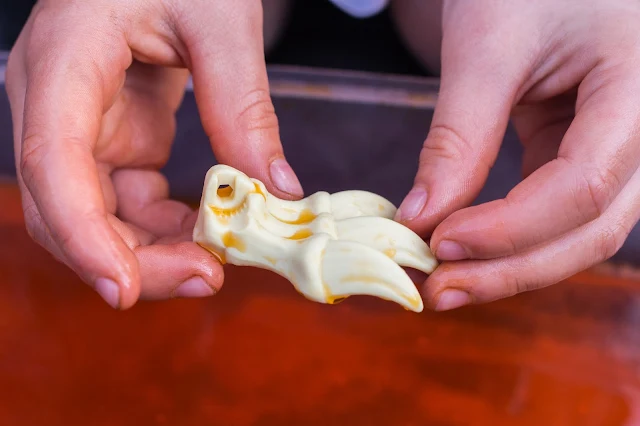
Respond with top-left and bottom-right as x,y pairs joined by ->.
0,183 -> 638,426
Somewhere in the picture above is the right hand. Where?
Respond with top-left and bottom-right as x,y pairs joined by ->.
5,0 -> 303,309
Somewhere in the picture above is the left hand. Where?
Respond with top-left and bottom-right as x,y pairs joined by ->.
395,0 -> 640,311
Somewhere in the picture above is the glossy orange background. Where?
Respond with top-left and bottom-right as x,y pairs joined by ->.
1,184 -> 638,425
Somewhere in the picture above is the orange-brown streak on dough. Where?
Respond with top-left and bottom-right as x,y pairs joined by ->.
209,204 -> 245,217
254,183 -> 266,199
222,232 -> 246,253
277,209 -> 317,225
287,229 -> 313,240
383,248 -> 397,258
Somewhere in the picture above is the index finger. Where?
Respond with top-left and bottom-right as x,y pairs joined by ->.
19,23 -> 141,308
175,0 -> 304,199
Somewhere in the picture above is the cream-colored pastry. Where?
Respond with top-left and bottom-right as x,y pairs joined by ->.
192,164 -> 438,312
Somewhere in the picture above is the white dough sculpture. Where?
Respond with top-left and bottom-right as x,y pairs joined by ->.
192,165 -> 438,312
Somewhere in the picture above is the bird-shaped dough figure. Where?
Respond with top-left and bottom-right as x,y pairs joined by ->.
192,164 -> 438,312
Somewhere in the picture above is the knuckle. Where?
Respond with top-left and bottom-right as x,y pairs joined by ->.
52,226 -> 75,256
499,198 -> 521,254
23,203 -> 55,250
504,273 -> 530,298
236,88 -> 279,133
507,275 -> 528,297
594,223 -> 630,262
579,166 -> 620,219
22,199 -> 75,260
421,125 -> 471,163
19,133 -> 48,191
419,124 -> 492,173
503,259 -> 539,297
23,204 -> 40,242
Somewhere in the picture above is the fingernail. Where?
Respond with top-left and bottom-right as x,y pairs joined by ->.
173,277 -> 216,298
436,240 -> 469,261
95,278 -> 120,309
396,188 -> 427,221
435,289 -> 470,311
270,158 -> 303,197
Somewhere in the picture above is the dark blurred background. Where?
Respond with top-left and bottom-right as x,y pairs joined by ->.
0,0 -> 429,75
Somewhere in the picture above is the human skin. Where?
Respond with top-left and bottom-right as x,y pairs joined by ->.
390,0 -> 640,310
5,0 -> 302,309
6,0 -> 640,312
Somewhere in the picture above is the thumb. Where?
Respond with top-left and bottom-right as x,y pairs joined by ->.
395,4 -> 527,239
178,0 -> 303,199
